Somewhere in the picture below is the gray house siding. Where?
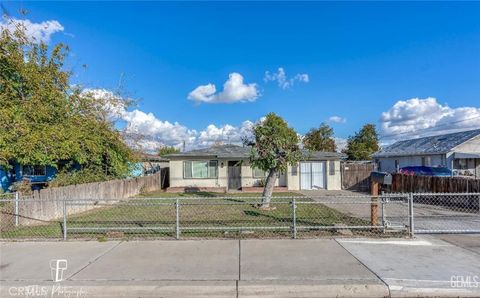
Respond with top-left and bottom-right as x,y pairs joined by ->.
452,135 -> 480,154
374,130 -> 480,177
377,154 -> 446,173
450,136 -> 480,177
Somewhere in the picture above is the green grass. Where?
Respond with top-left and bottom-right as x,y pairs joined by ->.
136,190 -> 303,198
1,191 -> 394,240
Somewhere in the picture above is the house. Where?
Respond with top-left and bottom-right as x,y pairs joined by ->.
131,153 -> 169,177
373,129 -> 480,178
165,144 -> 344,192
0,163 -> 57,192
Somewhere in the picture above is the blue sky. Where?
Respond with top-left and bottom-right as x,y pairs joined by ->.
2,1 -> 480,151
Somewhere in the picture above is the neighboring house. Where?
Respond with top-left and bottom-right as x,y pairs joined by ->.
165,144 -> 344,192
0,163 -> 57,192
373,129 -> 480,178
131,153 -> 169,177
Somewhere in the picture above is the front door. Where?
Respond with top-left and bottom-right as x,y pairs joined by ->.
228,161 -> 242,190
300,162 -> 326,190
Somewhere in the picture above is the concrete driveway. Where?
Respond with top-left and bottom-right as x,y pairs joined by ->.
433,234 -> 480,255
298,190 -> 480,233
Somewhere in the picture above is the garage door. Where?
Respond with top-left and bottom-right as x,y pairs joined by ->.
300,162 -> 326,190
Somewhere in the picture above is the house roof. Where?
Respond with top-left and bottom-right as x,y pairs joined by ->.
373,129 -> 480,158
140,153 -> 169,162
166,144 -> 251,159
165,144 -> 345,160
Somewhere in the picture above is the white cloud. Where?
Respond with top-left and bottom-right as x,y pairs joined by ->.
380,97 -> 480,139
122,110 -> 256,152
80,88 -> 127,121
264,67 -> 309,89
188,73 -> 259,104
187,84 -> 216,102
0,17 -> 64,44
334,137 -> 348,152
121,109 -> 200,151
85,88 -> 256,152
197,121 -> 254,147
328,116 -> 346,124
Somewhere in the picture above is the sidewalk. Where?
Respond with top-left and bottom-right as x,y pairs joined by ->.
1,237 -> 480,297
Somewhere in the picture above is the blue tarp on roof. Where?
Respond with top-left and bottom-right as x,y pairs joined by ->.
399,166 -> 452,177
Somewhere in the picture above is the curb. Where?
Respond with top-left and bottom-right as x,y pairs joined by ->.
1,280 -> 390,298
238,280 -> 389,298
389,284 -> 480,298
1,281 -> 236,298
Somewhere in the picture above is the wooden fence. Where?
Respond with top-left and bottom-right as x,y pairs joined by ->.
386,174 -> 480,193
15,172 -> 164,226
341,162 -> 374,192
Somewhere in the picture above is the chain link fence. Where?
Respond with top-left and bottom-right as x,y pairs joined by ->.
300,194 -> 410,237
1,194 -> 411,240
0,193 -> 19,231
1,192 -> 479,240
411,193 -> 480,234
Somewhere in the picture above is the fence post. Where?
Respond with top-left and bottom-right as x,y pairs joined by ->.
381,191 -> 386,233
175,198 -> 180,240
408,193 -> 414,238
292,198 -> 297,239
14,192 -> 19,227
63,199 -> 67,241
370,181 -> 379,226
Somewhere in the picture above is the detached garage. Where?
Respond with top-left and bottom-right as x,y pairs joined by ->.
287,151 -> 345,191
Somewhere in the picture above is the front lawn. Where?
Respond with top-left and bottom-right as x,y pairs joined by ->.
1,191 -> 383,240
136,191 -> 303,198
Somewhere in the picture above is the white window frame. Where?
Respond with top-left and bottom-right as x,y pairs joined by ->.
183,160 -> 218,179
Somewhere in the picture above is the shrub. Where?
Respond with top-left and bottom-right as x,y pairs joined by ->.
11,180 -> 33,195
49,168 -> 111,187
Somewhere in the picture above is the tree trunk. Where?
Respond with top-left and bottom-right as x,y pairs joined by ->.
261,169 -> 278,208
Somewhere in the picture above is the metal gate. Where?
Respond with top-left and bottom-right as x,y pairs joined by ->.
412,193 -> 480,234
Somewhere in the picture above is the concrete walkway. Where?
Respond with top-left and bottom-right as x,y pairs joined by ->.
1,237 -> 480,297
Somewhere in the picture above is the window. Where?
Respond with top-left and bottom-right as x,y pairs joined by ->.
329,160 -> 335,175
252,167 -> 267,178
183,160 -> 217,178
422,156 -> 431,167
22,165 -> 46,176
454,159 -> 468,170
291,165 -> 298,176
